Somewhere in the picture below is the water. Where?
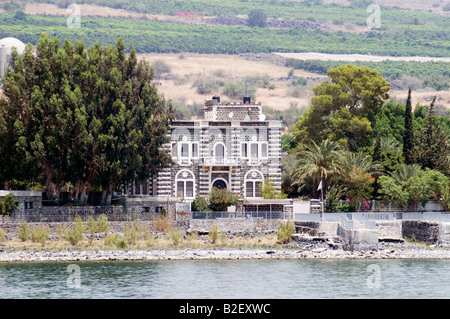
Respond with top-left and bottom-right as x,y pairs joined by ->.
1,259 -> 450,299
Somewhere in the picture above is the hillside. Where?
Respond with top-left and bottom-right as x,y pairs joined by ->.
138,52 -> 450,123
0,1 -> 448,116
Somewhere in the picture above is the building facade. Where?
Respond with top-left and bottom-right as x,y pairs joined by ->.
124,96 -> 282,201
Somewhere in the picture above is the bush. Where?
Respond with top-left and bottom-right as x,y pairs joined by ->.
152,214 -> 173,233
30,225 -> 50,247
208,188 -> 239,211
124,221 -> 146,245
169,230 -> 184,246
66,216 -> 85,246
17,221 -> 31,242
0,194 -> 19,219
191,197 -> 209,212
97,214 -> 110,233
277,220 -> 295,244
115,235 -> 127,249
247,9 -> 267,27
151,59 -> 171,77
209,224 -> 220,244
0,227 -> 5,242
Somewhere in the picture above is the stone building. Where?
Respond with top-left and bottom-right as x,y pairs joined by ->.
124,96 -> 283,202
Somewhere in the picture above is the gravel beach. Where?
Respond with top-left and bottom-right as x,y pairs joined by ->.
2,242 -> 450,263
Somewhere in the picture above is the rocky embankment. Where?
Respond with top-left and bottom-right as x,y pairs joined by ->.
2,240 -> 450,263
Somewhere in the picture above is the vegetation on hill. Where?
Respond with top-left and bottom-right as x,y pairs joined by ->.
285,59 -> 450,91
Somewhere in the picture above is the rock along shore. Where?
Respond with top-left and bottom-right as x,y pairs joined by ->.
2,242 -> 450,263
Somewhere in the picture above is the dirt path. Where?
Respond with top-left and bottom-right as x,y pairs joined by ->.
274,52 -> 450,63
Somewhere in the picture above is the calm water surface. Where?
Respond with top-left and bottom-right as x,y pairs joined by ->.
0,259 -> 449,299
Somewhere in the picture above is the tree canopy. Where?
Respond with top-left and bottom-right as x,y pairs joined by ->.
0,33 -> 173,204
291,64 -> 390,151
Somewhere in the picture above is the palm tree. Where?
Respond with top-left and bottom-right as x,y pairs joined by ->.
380,136 -> 402,153
291,139 -> 342,198
336,151 -> 382,178
334,151 -> 382,210
389,163 -> 422,183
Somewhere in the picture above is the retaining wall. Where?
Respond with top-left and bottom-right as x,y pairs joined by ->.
189,218 -> 280,235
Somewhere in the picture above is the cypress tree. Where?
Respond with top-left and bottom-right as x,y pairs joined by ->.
403,88 -> 415,164
416,97 -> 450,176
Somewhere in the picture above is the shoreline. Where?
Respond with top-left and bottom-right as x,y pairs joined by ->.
2,243 -> 450,262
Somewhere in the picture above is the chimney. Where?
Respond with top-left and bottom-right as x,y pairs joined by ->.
212,95 -> 220,103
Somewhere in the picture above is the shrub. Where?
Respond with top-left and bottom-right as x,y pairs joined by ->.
209,224 -> 220,244
152,214 -> 173,233
208,188 -> 239,211
17,221 -> 31,242
151,59 -> 171,77
247,9 -> 267,27
0,227 -> 5,242
97,214 -> 110,233
0,194 -> 19,219
87,216 -> 98,234
104,234 -> 118,246
66,216 -> 85,246
277,220 -> 295,244
191,197 -> 209,212
169,230 -> 184,246
115,235 -> 127,249
30,225 -> 50,247
124,221 -> 147,245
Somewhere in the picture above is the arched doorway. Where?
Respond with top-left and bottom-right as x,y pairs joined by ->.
211,178 -> 228,190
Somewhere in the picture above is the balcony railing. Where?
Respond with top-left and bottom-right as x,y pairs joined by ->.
203,158 -> 241,165
175,157 -> 266,166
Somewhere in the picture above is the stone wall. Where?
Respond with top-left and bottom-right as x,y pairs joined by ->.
189,218 -> 280,235
402,221 -> 441,244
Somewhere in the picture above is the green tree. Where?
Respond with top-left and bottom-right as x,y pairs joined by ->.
333,151 -> 380,206
191,197 -> 209,212
378,167 -> 448,209
260,179 -> 287,199
403,88 -> 415,165
0,34 -> 173,204
415,97 -> 450,176
0,193 -> 19,220
328,108 -> 372,152
292,65 -> 390,148
291,140 -> 342,198
208,188 -> 239,211
247,9 -> 267,27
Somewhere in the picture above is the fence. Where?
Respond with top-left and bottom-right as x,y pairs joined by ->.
10,207 -> 159,223
324,199 -> 444,213
294,211 -> 450,227
190,211 -> 284,220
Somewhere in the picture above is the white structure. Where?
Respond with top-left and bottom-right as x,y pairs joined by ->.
0,37 -> 26,82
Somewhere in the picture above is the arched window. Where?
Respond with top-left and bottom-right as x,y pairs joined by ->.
175,169 -> 195,199
211,178 -> 228,190
244,170 -> 264,198
214,142 -> 225,162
